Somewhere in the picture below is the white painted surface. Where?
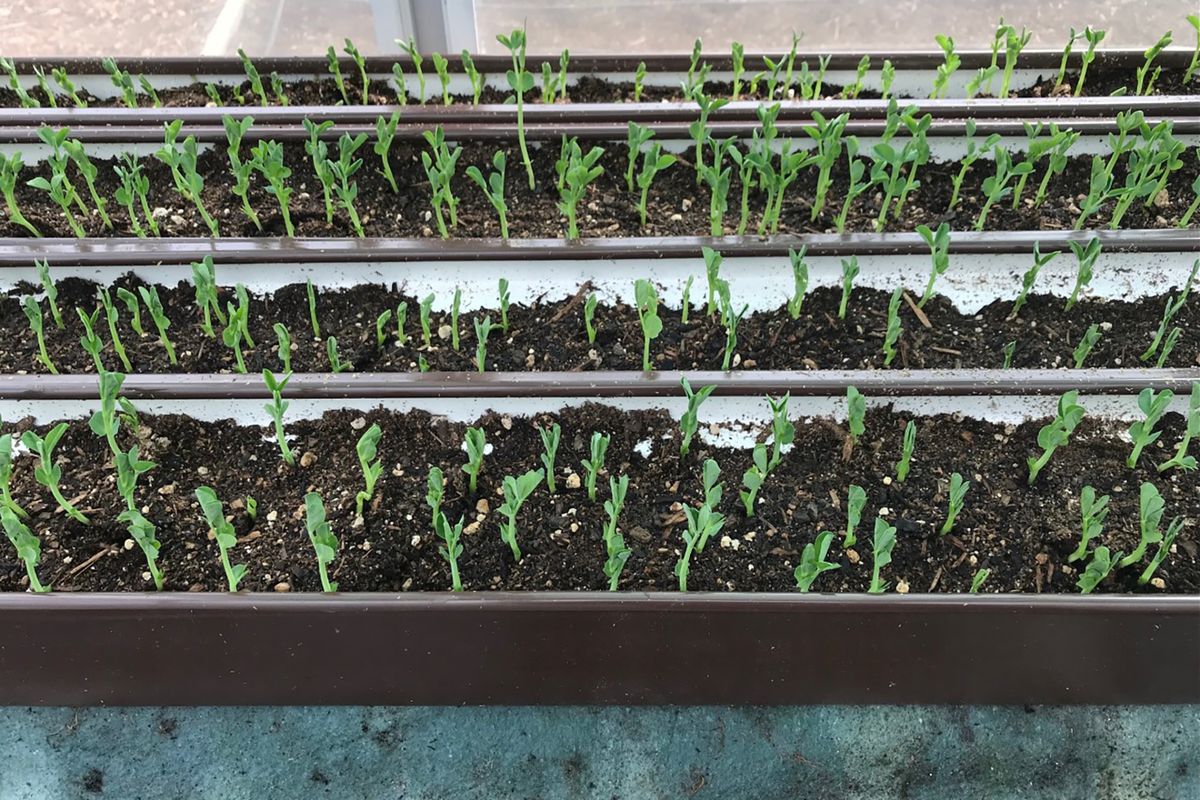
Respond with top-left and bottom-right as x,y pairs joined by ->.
0,393 -> 1187,439
9,250 -> 1197,316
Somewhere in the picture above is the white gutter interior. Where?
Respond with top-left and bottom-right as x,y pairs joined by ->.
5,250 -> 1196,316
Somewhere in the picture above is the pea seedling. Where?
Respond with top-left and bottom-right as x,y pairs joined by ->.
718,284 -> 747,371
625,122 -> 655,192
584,293 -> 598,344
222,302 -> 248,373
326,337 -> 350,373
1,508 -> 47,592
196,487 -> 246,591
0,416 -> 28,519
421,126 -> 463,239
1074,27 -> 1107,96
498,469 -> 544,562
497,27 -> 536,189
431,52 -> 452,105
794,531 -> 839,593
354,423 -> 383,518
766,393 -> 795,471
331,132 -> 368,236
461,51 -> 484,105
425,466 -> 445,528
557,139 -> 605,239
882,288 -> 903,367
634,279 -> 663,372
1027,391 -> 1085,483
462,427 -> 486,495
435,512 -> 465,591
539,423 -> 561,493
1142,262 -> 1197,362
1,153 -> 41,236
948,120 -> 1001,211
395,38 -> 425,103
846,386 -> 867,448
304,492 -> 339,592
1010,243 -> 1058,318
474,315 -> 493,373
738,445 -> 768,518
939,472 -> 970,535
635,144 -> 675,227
1077,545 -> 1117,593
450,288 -> 463,351
409,295 -> 436,351
930,35 -> 960,99
975,148 -> 1032,231
1127,388 -> 1173,468
1068,485 -> 1109,563
1072,324 -> 1102,368
1135,32 -> 1172,95
89,370 -> 126,456
916,222 -> 950,307
21,425 -> 87,524
115,446 -> 161,589
76,307 -> 104,372
138,285 -> 178,365
1139,516 -> 1183,586
1065,238 -> 1101,310
22,297 -> 57,374
582,432 -> 609,502
1158,383 -> 1198,473
679,376 -> 715,458
676,501 -> 724,592
838,257 -> 859,319
895,421 -> 917,482
115,287 -> 144,337
869,517 -> 897,594
190,256 -> 223,337
837,483 -> 867,548
95,289 -> 132,372
787,247 -> 809,319
465,151 -> 510,239
603,474 -> 631,590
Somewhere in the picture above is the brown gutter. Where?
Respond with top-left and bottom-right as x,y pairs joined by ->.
0,593 -> 1194,705
2,49 -> 1194,75
3,115 -> 1199,144
0,229 -> 1193,267
2,370 -> 1196,401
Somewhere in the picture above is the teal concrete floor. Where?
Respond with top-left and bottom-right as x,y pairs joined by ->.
0,706 -> 1195,799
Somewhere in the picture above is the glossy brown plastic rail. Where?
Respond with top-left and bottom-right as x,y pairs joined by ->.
5,49 -> 1191,76
2,369 -> 1196,401
3,114 -> 1198,144
0,593 -> 1194,705
0,229 -> 1193,267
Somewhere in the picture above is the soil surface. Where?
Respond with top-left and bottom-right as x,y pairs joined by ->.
1,141 -> 1196,241
4,276 -> 1199,375
0,65 -> 1194,108
1,404 -> 1195,595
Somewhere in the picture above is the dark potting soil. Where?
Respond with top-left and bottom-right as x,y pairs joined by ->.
0,403 -> 1195,595
3,276 -> 1198,375
0,64 -> 1194,109
1,139 -> 1197,241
